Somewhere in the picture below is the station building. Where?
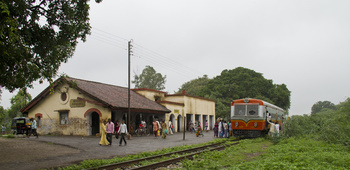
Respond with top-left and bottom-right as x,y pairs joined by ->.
21,77 -> 215,136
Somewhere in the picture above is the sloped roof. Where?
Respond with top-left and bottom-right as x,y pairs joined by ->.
22,77 -> 171,113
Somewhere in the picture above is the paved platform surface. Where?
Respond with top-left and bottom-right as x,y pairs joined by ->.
1,131 -> 215,170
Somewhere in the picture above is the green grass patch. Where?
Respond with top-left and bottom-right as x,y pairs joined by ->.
180,137 -> 350,169
3,134 -> 15,138
181,138 -> 271,169
233,137 -> 350,169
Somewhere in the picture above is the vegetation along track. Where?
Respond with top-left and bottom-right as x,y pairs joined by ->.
87,138 -> 241,170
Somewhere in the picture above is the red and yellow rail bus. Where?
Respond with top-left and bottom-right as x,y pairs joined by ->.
231,98 -> 285,137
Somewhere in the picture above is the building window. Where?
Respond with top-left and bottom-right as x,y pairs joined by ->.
37,116 -> 41,126
59,111 -> 69,125
61,92 -> 67,101
155,96 -> 161,102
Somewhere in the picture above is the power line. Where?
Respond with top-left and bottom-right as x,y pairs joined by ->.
133,43 -> 205,76
89,28 -> 206,80
89,36 -> 127,50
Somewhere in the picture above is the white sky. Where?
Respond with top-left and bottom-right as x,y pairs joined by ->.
1,0 -> 350,116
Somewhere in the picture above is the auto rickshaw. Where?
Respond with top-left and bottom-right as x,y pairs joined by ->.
11,117 -> 32,135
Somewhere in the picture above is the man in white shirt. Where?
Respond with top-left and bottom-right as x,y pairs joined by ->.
118,120 -> 128,146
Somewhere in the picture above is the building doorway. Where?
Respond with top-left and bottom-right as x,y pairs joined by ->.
91,112 -> 100,136
177,115 -> 182,132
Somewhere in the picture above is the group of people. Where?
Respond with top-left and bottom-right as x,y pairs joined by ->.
152,119 -> 173,139
213,119 -> 232,138
99,119 -> 127,146
268,120 -> 280,137
188,120 -> 209,137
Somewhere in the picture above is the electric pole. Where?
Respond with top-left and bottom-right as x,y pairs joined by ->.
128,39 -> 133,133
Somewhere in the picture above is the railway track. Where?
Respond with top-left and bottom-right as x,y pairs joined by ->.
87,138 -> 241,170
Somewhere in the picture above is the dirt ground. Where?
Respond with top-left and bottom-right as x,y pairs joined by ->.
0,132 -> 215,170
0,136 -> 80,170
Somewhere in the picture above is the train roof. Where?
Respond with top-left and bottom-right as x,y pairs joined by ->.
231,98 -> 285,112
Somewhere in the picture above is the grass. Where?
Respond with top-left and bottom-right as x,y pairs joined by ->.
181,138 -> 271,169
180,137 -> 350,169
232,137 -> 350,169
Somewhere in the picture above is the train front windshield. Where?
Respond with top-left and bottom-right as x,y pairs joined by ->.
234,104 -> 259,116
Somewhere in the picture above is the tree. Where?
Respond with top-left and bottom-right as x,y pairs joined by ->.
0,106 -> 6,124
7,89 -> 32,119
177,67 -> 291,119
0,0 -> 102,92
132,65 -> 167,91
311,101 -> 336,114
176,75 -> 210,95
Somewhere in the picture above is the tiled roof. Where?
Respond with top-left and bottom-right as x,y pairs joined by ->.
22,77 -> 171,113
65,77 -> 170,113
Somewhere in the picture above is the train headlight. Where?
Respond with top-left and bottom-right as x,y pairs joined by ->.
235,122 -> 238,127
254,122 -> 257,128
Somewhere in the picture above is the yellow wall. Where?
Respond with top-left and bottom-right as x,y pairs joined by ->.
27,87 -> 215,136
160,95 -> 215,132
27,83 -> 111,136
134,90 -> 165,101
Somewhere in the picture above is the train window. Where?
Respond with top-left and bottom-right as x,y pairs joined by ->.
234,105 -> 246,116
247,105 -> 258,116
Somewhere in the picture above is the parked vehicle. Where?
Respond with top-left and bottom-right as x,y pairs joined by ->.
11,117 -> 32,135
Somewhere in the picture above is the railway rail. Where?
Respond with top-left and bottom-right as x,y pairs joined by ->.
87,138 -> 241,170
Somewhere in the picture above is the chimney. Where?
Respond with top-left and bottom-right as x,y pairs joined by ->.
182,90 -> 186,94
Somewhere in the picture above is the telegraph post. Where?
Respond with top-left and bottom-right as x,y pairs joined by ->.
183,113 -> 186,140
128,40 -> 133,133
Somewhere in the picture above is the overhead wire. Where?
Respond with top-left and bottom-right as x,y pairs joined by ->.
89,27 -> 205,80
133,43 -> 205,77
132,47 -> 198,78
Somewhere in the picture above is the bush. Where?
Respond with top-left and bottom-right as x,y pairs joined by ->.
284,98 -> 350,146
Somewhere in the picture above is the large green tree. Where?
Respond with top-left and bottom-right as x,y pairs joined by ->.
0,0 -> 102,92
132,65 -> 167,91
7,89 -> 32,119
311,101 -> 336,115
177,67 -> 291,119
177,75 -> 210,95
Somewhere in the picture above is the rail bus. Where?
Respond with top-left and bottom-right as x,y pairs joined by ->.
230,98 -> 285,137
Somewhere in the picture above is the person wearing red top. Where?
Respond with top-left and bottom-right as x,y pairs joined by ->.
115,121 -> 119,139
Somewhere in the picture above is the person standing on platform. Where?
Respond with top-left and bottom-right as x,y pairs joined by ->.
229,121 -> 233,137
214,122 -> 218,137
204,120 -> 209,132
218,119 -> 223,138
118,120 -> 128,146
168,120 -> 173,135
152,119 -> 158,138
99,120 -> 109,146
2,124 -> 6,135
115,120 -> 119,139
223,121 -> 228,138
106,119 -> 114,146
161,120 -> 167,139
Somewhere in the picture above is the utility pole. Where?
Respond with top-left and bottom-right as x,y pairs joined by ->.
128,39 -> 133,133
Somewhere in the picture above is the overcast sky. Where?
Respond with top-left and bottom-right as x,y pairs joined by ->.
1,0 -> 350,116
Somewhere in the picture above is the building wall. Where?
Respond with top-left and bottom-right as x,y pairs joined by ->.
134,90 -> 165,101
161,104 -> 184,133
162,95 -> 215,132
27,83 -> 111,136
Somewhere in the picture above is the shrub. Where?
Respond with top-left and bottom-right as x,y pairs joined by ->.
284,98 -> 350,146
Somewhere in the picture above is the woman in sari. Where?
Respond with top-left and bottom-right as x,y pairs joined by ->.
214,122 -> 218,138
161,120 -> 167,139
152,119 -> 158,138
99,120 -> 109,146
